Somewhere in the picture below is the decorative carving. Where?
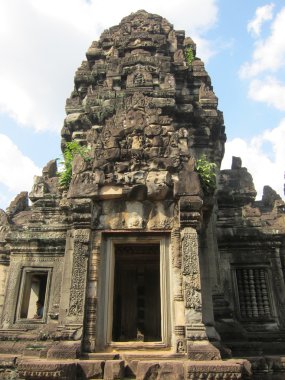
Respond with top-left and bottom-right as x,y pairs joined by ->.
2,10 -> 285,373
186,366 -> 243,380
172,227 -> 183,301
68,229 -> 90,317
176,339 -> 186,354
18,361 -> 77,379
83,297 -> 97,352
89,247 -> 100,281
182,228 -> 199,276
1,262 -> 20,328
134,72 -> 145,86
185,324 -> 207,341
175,325 -> 185,337
199,82 -> 218,104
126,67 -> 153,88
173,272 -> 183,302
184,282 -> 201,311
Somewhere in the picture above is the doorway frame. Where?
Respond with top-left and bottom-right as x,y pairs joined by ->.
15,267 -> 52,324
97,234 -> 171,350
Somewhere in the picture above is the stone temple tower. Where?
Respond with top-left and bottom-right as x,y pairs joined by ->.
1,10 -> 285,380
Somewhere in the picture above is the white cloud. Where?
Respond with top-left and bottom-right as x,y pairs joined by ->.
221,119 -> 285,200
192,35 -> 218,63
247,3 -> 275,37
29,0 -> 218,35
0,133 -> 41,193
240,6 -> 285,78
248,76 -> 285,111
0,0 -> 218,132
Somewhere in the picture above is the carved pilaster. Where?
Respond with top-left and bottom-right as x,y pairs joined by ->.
68,229 -> 90,320
171,228 -> 183,302
179,195 -> 203,229
172,228 -> 181,268
84,237 -> 101,351
84,297 -> 97,352
181,227 -> 220,359
271,247 -> 285,328
182,227 -> 202,313
0,260 -> 21,328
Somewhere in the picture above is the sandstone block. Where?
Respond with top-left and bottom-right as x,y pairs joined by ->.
103,360 -> 124,380
136,361 -> 184,380
18,361 -> 76,380
187,342 -> 221,361
78,360 -> 105,379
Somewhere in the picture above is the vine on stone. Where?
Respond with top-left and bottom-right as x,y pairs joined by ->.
185,47 -> 194,66
195,155 -> 217,194
58,141 -> 90,188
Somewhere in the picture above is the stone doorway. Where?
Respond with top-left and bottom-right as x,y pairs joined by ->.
112,244 -> 161,342
96,235 -> 171,350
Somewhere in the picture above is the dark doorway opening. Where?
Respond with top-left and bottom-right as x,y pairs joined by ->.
20,271 -> 47,319
112,244 -> 161,342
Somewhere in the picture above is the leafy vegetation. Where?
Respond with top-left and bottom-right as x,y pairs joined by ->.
58,141 -> 90,188
185,47 -> 194,66
195,155 -> 217,194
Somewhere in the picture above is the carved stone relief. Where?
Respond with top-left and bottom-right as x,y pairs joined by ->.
68,229 -> 90,317
181,227 -> 202,312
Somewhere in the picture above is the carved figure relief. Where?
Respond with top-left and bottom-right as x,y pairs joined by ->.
134,73 -> 145,86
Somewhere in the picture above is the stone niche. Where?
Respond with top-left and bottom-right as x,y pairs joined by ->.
0,10 -> 285,380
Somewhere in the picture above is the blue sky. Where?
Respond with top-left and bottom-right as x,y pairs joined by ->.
0,0 -> 284,209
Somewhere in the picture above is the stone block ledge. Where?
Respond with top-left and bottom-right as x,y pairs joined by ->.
0,357 -> 255,380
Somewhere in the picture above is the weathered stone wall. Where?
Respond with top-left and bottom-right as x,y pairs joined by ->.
60,10 -> 225,205
0,10 -> 284,379
215,157 -> 285,355
0,264 -> 8,320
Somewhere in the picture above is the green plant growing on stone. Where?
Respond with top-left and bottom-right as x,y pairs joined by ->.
58,141 -> 90,188
195,154 -> 217,194
185,47 -> 194,66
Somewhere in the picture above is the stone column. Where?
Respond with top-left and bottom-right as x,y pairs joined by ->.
59,227 -> 90,330
51,227 -> 91,358
59,198 -> 92,329
0,250 -> 9,321
67,228 -> 90,322
0,259 -> 20,328
171,228 -> 186,354
181,227 -> 220,360
83,232 -> 102,352
199,217 -> 221,342
271,246 -> 285,328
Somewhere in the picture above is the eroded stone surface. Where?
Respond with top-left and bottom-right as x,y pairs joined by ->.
0,9 -> 284,380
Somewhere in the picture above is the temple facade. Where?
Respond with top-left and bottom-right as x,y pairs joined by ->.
0,10 -> 285,380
